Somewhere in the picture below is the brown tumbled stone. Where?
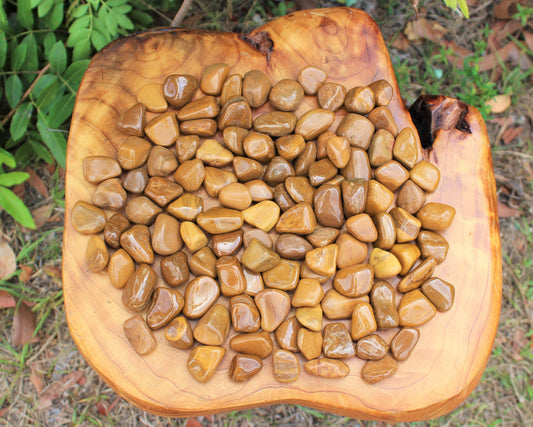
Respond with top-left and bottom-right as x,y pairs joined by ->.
416,202 -> 456,231
275,234 -> 313,260
72,201 -> 106,235
117,137 -> 151,170
187,345 -> 225,383
118,103 -> 145,136
369,248 -> 402,279
167,193 -> 203,221
146,146 -> 177,177
397,257 -> 437,293
254,111 -> 297,137
83,156 -> 121,184
341,179 -> 368,217
144,177 -> 183,207
292,278 -> 324,307
263,156 -> 295,186
318,82 -> 346,111
373,212 -> 396,250
368,129 -> 394,167
361,355 -> 397,383
308,158 -> 338,187
183,276 -> 220,319
196,139 -> 234,167
269,79 -> 304,111
393,128 -> 419,169
344,86 -> 375,114
340,148 -> 372,180
356,334 -> 389,360
255,289 -> 291,332
180,221 -> 208,253
92,178 -> 127,210
176,135 -> 200,163
220,74 -> 242,106
273,349 -> 300,383
108,249 -> 135,289
160,251 -> 189,286
123,314 -> 156,355
123,167 -> 149,194
86,235 -> 109,272
368,106 -> 398,136
375,160 -> 409,192
333,264 -> 374,298
223,126 -> 248,156
298,328 -> 323,360
196,207 -> 243,235
304,358 -> 349,378
294,141 -> 317,176
229,354 -> 263,382
243,228 -> 273,249
200,63 -> 230,95
390,327 -> 420,361
263,259 -> 300,291
180,118 -> 217,136
120,225 -> 153,264
163,74 -> 198,108
398,289 -> 437,327
295,109 -> 335,141
230,331 -> 273,359
416,230 -> 449,264
397,180 -> 426,214
203,167 -> 238,197
306,226 -> 340,248
323,323 -> 355,358
243,132 -> 275,163
410,160 -> 441,192
216,256 -> 246,296
335,232 -> 368,269
232,156 -> 263,181
285,176 -> 315,206
242,70 -> 271,108
122,263 -> 156,312
351,300 -> 377,341
151,213 -> 182,256
212,230 -> 243,257
366,180 -> 394,215
297,66 -> 327,95
137,83 -> 166,112
165,316 -> 194,349
305,244 -> 338,277
124,196 -> 162,225
346,213 -> 378,243
336,114 -> 374,149
189,247 -> 217,278
390,243 -> 421,275
421,277 -> 455,312
314,184 -> 344,228
218,97 -> 253,130
370,280 -> 399,329
144,111 -> 179,147
193,304 -> 230,345
174,159 -> 205,193
241,238 -> 281,273
322,289 -> 369,320
275,317 -> 301,352
275,134 -> 306,161
296,305 -> 323,332
230,294 -> 261,333
146,287 -> 184,330
276,203 -> 316,235
245,179 -> 274,201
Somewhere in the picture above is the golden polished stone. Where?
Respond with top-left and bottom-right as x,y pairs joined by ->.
297,66 -> 327,95
276,202 -> 316,235
189,247 -> 217,278
108,249 -> 134,289
120,224 -> 153,264
295,108 -> 335,141
229,354 -> 263,382
144,111 -> 179,147
397,257 -> 437,293
165,316 -> 194,349
183,276 -> 220,319
333,264 -> 374,298
292,278 -> 324,308
187,345 -> 226,383
151,213 -> 182,256
297,328 -> 323,360
242,201 -> 280,232
85,235 -> 109,272
321,289 -> 369,320
351,300 -> 377,341
219,182 -> 252,210
230,294 -> 261,333
83,156 -> 121,184
255,289 -> 291,332
275,317 -> 301,352
369,248 -> 402,279
346,213 -> 378,243
296,305 -> 323,332
230,331 -> 273,359
361,355 -> 397,384
304,358 -> 349,378
262,259 -> 300,291
216,255 -> 246,296
122,263 -> 156,312
390,327 -> 420,361
241,238 -> 281,273
323,323 -> 355,358
193,304 -> 230,346
174,159 -> 205,193
272,349 -> 300,383
305,244 -> 338,277
163,74 -> 198,108
398,289 -> 437,327
200,63 -> 230,95
196,138 -> 234,167
71,201 -> 106,234
137,83 -> 167,112
370,280 -> 399,329
123,314 -> 156,356
180,221 -> 208,253
118,103 -> 145,136
196,207 -> 243,234
92,178 -> 127,211
146,287 -> 184,330
220,74 -> 242,106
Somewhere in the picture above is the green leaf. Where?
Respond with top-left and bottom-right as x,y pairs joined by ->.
0,172 -> 30,187
73,4 -> 89,18
43,31 -> 56,57
113,4 -> 132,14
0,30 -> 6,68
48,94 -> 75,128
5,74 -> 23,109
10,103 -> 34,141
64,59 -> 90,89
108,0 -> 127,6
0,4 -> 9,33
34,76 -> 60,110
90,29 -> 110,51
72,37 -> 91,60
0,186 -> 35,229
17,0 -> 34,29
11,41 -> 28,71
457,0 -> 470,18
116,13 -> 133,30
22,34 -> 38,72
68,15 -> 90,34
87,0 -> 100,9
49,41 -> 66,73
37,112 -> 66,168
0,147 -> 16,168
45,1 -> 63,30
103,9 -> 118,36
66,28 -> 91,47
130,10 -> 153,26
37,0 -> 54,18
28,137 -> 54,164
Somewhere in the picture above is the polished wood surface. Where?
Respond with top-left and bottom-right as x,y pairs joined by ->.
62,7 -> 501,421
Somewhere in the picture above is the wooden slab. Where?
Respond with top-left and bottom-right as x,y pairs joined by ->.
62,7 -> 501,422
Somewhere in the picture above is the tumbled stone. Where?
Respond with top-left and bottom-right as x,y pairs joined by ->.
241,239 -> 281,273
370,280 -> 399,329
137,83 -> 166,112
410,160 -> 441,192
122,263 -> 156,312
390,328 -> 420,361
123,314 -> 156,355
398,289 -> 437,327
189,247 -> 217,278
83,156 -> 121,184
92,178 -> 127,210
297,66 -> 327,95
242,70 -> 271,108
305,244 -> 338,277
144,111 -> 179,147
314,184 -> 344,228
255,289 -> 291,332
85,235 -> 109,272
393,127 -> 419,169
275,317 -> 301,352
176,135 -> 200,163
151,213 -> 182,256
167,194 -> 203,221
163,74 -> 198,108
243,267 -> 265,296
144,176 -> 183,207
323,323 -> 355,358
390,243 -> 421,275
351,300 -> 377,341
243,132 -> 275,163
243,228 -> 273,249
336,114 -> 374,149
120,224 -> 153,264
232,156 -> 263,181
273,349 -> 300,383
306,226 -> 340,248
229,354 -> 263,382
269,79 -> 304,111
344,86 -> 375,114
193,304 -> 230,345
333,264 -> 374,298
146,146 -> 177,177
346,213 -> 378,243
216,256 -> 246,296
123,167 -> 149,194
212,230 -> 243,257
263,259 -> 300,291
230,294 -> 261,333
340,148 -> 372,180
254,111 -> 297,137
369,248 -> 402,279
318,82 -> 346,111
397,257 -> 437,293
368,129 -> 394,167
219,182 -> 252,210
375,160 -> 409,192
200,63 -> 230,95
275,134 -> 306,161
230,331 -> 273,359
118,103 -> 145,136
276,203 -> 316,235
296,305 -> 322,332
416,230 -> 449,263
373,212 -> 396,250
295,109 -> 335,141
304,358 -> 349,378
341,179 -> 368,217
223,126 -> 248,156
335,232 -> 368,269
356,334 -> 389,360
294,141 -> 317,176
72,201 -> 106,235
124,196 -> 162,225
196,139 -> 234,167
218,97 -> 253,130
421,277 -> 455,312
292,278 -> 324,308
183,276 -> 220,319
220,74 -> 242,106
322,289 -> 368,320
416,202 -> 456,231
398,179 -> 426,214
245,179 -> 274,201
174,159 -> 205,193
117,137 -> 151,170
180,118 -> 217,137
361,355 -> 397,383
297,328 -> 323,360
108,249 -> 135,289
165,316 -> 194,349
160,252 -> 189,286
196,207 -> 243,235
180,221 -> 208,253
368,106 -> 398,136
146,287 -> 184,330
187,345 -> 226,383
275,234 -> 312,260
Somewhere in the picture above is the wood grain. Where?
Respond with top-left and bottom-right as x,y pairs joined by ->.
62,7 -> 501,422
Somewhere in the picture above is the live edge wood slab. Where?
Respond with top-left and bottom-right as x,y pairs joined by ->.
62,7 -> 502,422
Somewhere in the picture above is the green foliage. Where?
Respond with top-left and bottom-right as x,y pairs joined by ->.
0,0 -> 159,227
443,0 -> 470,19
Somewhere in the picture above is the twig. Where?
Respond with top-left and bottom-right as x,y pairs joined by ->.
136,0 -> 172,24
493,150 -> 533,161
1,63 -> 51,127
171,0 -> 193,27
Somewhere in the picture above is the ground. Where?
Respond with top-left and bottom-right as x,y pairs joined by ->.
1,0 -> 532,425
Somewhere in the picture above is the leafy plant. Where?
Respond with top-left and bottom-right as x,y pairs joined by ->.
0,0 -> 159,227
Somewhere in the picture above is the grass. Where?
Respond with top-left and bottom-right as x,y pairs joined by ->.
1,0 -> 532,425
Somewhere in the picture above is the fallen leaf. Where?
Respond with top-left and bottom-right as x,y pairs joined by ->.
497,200 -> 521,217
501,126 -> 524,144
38,371 -> 85,409
30,370 -> 44,394
0,241 -> 17,280
31,204 -> 54,229
12,184 -> 25,198
43,265 -> 62,286
0,290 -> 16,309
25,168 -> 48,198
12,302 -> 37,346
487,94 -> 512,114
492,0 -> 520,20
0,407 -> 8,417
478,41 -> 529,71
390,32 -> 410,50
405,18 -> 448,44
19,265 -> 32,284
186,418 -> 203,427
512,328 -> 527,361
96,396 -> 120,416
524,31 -> 533,53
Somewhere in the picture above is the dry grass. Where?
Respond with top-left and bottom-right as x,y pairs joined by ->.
1,0 -> 532,426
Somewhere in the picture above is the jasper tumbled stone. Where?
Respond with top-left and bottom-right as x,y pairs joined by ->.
297,328 -> 323,360
165,316 -> 194,349
390,327 -> 420,361
146,146 -> 177,177
243,132 -> 276,163
318,82 -> 346,112
230,294 -> 261,333
151,213 -> 182,256
398,289 -> 437,327
275,234 -> 313,260
340,148 -> 371,180
341,179 -> 368,217
183,276 -> 220,319
189,247 -> 217,278
269,79 -> 304,111
421,277 -> 455,312
304,358 -> 349,378
122,263 -> 156,312
196,207 -> 243,234
196,138 -> 234,167
263,259 -> 300,291
117,137 -> 152,170
163,74 -> 198,108
263,156 -> 295,186
285,176 -> 315,206
314,184 -> 344,228
146,287 -> 184,330
335,232 -> 368,269
229,354 -> 263,382
86,235 -> 109,272
123,167 -> 148,194
118,103 -> 145,137
275,317 -> 301,352
356,334 -> 389,360
216,256 -> 246,296
174,159 -> 205,193
336,114 -> 375,149
83,156 -> 121,184
306,226 -> 340,248
305,244 -> 338,278
243,70 -> 272,108
333,264 -> 374,298
361,355 -> 397,383
95,180 -> 127,214
370,280 -> 399,329
275,134 -> 306,161
220,74 -> 242,106
144,111 -> 179,147
160,251 -> 189,287
108,249 -> 135,289
167,193 -> 203,221
230,331 -> 273,359
323,323 -> 355,358
292,278 -> 324,307
200,63 -> 230,95
124,196 -> 162,225
295,109 -> 335,141
397,257 -> 436,293
120,224 -> 153,264
417,230 -> 449,264
344,86 -> 375,114
369,248 -> 401,279
390,243 -> 421,275
123,314 -> 156,356
218,97 -> 253,130
254,111 -> 297,137
296,305 -> 323,332
297,66 -> 327,95
72,201 -> 106,234
144,176 -> 183,207
137,83 -> 166,112
193,304 -> 230,346
187,345 -> 226,383
321,289 -> 368,320
212,230 -> 243,257
255,289 -> 291,332
393,127 -> 419,169
351,300 -> 377,341
276,202 -> 316,235
417,202 -> 456,231
346,213 -> 378,243
273,349 -> 300,383
241,238 -> 281,273
104,213 -> 130,249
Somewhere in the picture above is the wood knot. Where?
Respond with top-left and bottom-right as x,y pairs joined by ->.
239,31 -> 274,62
409,95 -> 471,149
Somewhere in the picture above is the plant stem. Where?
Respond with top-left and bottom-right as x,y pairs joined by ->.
171,0 -> 194,27
1,64 -> 51,127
